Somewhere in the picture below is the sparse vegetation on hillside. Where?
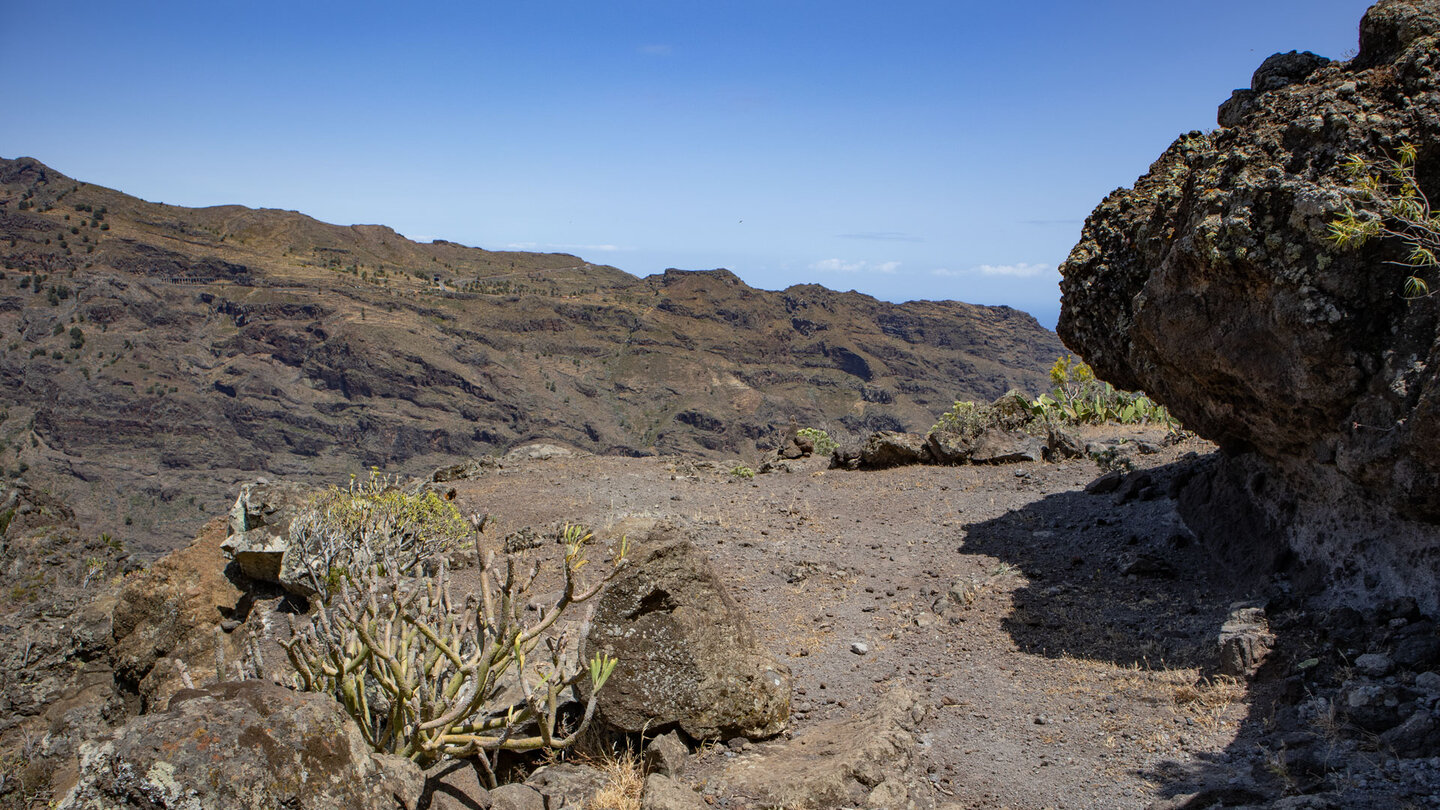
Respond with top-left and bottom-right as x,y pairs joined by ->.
281,476 -> 629,779
1329,142 -> 1440,298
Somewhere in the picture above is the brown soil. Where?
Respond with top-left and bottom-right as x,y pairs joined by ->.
442,427 -> 1259,809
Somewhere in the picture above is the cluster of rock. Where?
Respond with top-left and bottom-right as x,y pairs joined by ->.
96,492 -> 797,808
59,681 -> 425,810
816,393 -> 1106,471
1319,600 -> 1440,759
829,426 -> 1069,470
1057,0 -> 1440,611
1160,593 -> 1440,808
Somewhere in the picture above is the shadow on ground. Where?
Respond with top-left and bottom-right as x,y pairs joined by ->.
960,453 -> 1303,806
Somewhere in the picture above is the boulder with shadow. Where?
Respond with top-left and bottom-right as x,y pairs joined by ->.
580,527 -> 790,740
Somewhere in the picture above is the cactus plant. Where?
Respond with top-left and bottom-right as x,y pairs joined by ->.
282,495 -> 628,783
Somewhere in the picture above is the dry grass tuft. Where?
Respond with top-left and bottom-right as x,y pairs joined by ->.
584,749 -> 645,810
1172,675 -> 1244,710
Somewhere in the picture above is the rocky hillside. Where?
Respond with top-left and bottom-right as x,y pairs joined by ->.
1059,0 -> 1440,610
0,157 -> 1062,554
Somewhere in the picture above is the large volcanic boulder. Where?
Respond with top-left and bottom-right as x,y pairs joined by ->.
1058,0 -> 1440,609
57,680 -> 424,810
580,528 -> 791,740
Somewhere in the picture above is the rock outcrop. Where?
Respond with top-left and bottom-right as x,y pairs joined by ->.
714,686 -> 933,810
57,680 -> 425,810
1058,0 -> 1440,610
220,480 -> 308,584
580,528 -> 791,740
0,482 -> 136,805
112,520 -> 247,711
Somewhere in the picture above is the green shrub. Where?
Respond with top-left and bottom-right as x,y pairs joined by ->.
730,464 -> 755,479
932,355 -> 1177,436
1329,142 -> 1439,297
795,427 -> 838,455
1030,355 -> 1174,427
284,473 -> 471,592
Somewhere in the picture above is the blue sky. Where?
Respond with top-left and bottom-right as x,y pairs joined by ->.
2,1 -> 1375,327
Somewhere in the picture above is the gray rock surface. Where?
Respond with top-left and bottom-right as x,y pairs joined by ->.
969,429 -> 1044,464
714,686 -> 932,809
1216,603 -> 1275,678
523,763 -> 607,809
858,431 -> 932,469
487,784 -> 544,810
924,429 -> 973,465
57,680 -> 424,810
421,760 -> 493,810
643,731 -> 690,778
581,528 -> 790,740
641,774 -> 708,810
1057,0 -> 1440,610
220,480 -> 307,584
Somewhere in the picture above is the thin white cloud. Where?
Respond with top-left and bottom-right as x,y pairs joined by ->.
502,242 -> 629,253
931,263 -> 1054,278
977,262 -> 1051,277
550,243 -> 626,253
811,258 -> 864,273
809,258 -> 901,274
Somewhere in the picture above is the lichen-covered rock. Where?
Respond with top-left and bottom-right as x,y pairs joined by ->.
968,429 -> 1044,465
1058,0 -> 1440,610
220,479 -> 308,584
641,774 -> 709,810
523,762 -> 608,808
857,431 -> 931,469
581,528 -> 790,740
1216,603 -> 1275,678
643,731 -> 690,778
924,429 -> 972,465
57,680 -> 424,810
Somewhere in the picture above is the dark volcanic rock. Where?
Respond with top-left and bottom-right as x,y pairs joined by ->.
968,429 -> 1044,465
58,680 -> 424,810
924,428 -> 973,465
580,528 -> 790,740
857,431 -> 932,469
1058,0 -> 1440,610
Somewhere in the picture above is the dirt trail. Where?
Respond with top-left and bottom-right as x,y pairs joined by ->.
449,428 -> 1255,809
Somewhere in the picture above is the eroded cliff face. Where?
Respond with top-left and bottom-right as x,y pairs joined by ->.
1058,0 -> 1440,609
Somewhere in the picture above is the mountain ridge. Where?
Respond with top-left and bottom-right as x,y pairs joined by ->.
0,155 -> 1063,555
